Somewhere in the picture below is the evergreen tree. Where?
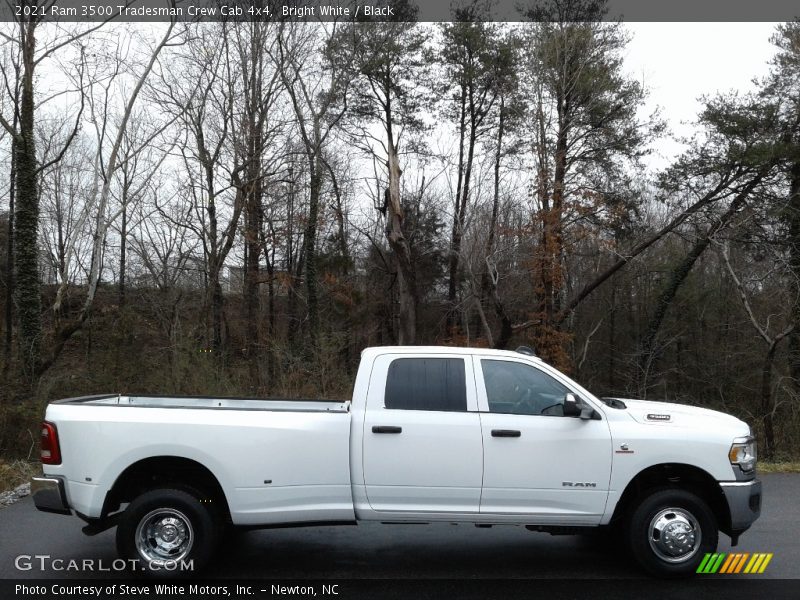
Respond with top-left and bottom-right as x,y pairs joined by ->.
521,0 -> 659,368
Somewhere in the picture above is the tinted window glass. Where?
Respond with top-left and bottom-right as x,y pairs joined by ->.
385,358 -> 467,412
481,360 -> 569,416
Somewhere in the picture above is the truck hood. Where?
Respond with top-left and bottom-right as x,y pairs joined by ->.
606,398 -> 749,433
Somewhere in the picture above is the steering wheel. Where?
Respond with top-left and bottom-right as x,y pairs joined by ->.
513,389 -> 538,415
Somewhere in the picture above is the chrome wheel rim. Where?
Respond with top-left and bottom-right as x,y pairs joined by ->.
135,508 -> 193,565
648,507 -> 702,563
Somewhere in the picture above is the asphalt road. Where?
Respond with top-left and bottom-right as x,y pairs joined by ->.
0,474 -> 797,594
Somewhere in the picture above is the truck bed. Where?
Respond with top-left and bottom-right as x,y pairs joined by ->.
45,394 -> 355,525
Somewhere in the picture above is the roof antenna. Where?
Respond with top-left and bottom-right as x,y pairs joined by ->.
516,346 -> 537,356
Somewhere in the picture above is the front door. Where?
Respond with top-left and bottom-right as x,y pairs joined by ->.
475,356 -> 612,522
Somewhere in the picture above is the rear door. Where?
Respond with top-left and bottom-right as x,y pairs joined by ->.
475,356 -> 612,522
362,353 -> 483,513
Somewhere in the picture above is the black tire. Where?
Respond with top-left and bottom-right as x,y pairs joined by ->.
628,488 -> 718,578
116,488 -> 218,578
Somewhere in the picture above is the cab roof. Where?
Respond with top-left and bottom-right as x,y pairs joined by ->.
361,345 -> 542,360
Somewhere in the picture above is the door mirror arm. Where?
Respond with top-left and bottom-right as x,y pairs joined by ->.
579,406 -> 600,420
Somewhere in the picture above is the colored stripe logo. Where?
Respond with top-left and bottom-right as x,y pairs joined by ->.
697,552 -> 773,574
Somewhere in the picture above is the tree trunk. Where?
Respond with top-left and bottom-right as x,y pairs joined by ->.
544,111 -> 568,322
480,95 -> 514,350
244,26 -> 265,377
452,119 -> 477,323
532,96 -> 569,368
328,162 -> 350,273
264,235 -> 275,390
211,277 -> 223,350
14,21 -> 41,377
788,160 -> 800,387
385,137 -> 417,345
118,172 -> 128,308
608,282 -> 617,393
3,134 -> 17,372
286,165 -> 301,348
304,150 -> 322,348
206,250 -> 223,352
196,115 -> 225,352
447,82 -> 468,334
760,340 -> 779,459
244,175 -> 261,365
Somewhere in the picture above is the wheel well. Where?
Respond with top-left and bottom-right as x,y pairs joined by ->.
103,456 -> 231,524
610,463 -> 731,535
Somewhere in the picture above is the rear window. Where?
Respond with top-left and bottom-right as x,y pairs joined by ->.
384,358 -> 467,412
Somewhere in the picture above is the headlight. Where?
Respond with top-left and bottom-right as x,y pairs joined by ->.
729,436 -> 757,473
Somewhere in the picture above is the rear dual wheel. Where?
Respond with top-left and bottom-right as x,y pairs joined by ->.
116,488 -> 219,577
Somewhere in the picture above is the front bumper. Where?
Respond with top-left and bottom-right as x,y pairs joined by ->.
720,479 -> 761,535
31,476 -> 71,515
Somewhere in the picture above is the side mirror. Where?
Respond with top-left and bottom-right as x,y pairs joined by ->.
563,393 -> 582,417
564,393 -> 598,420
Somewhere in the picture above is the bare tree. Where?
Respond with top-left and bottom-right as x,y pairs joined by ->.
721,242 -> 794,457
40,21 -> 185,374
276,21 -> 351,349
230,21 -> 285,377
153,23 -> 243,353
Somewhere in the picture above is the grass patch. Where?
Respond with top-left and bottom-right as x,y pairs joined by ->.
759,462 -> 800,474
0,459 -> 39,492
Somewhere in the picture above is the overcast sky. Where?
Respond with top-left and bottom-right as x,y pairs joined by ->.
624,22 -> 779,170
0,21 -> 784,185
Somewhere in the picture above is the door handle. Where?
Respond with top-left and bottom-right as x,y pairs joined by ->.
491,429 -> 521,438
372,426 -> 402,434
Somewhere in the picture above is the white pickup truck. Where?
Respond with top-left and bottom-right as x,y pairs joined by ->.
32,346 -> 761,577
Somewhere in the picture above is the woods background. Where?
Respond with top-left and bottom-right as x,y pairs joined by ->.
1,0 -> 800,463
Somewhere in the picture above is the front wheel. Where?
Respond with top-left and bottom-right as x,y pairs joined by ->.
116,488 -> 218,577
628,488 -> 718,578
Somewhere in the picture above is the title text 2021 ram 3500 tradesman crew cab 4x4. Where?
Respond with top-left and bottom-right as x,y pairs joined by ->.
31,346 -> 761,577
